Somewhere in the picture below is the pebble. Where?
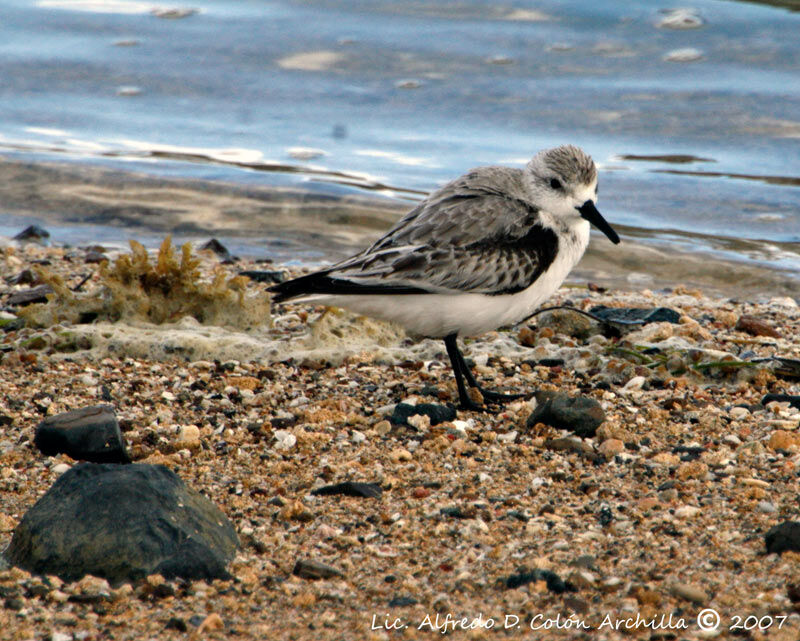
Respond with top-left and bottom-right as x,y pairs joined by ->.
374,420 -> 392,436
735,315 -> 782,338
757,501 -> 777,513
675,505 -> 701,519
389,448 -> 413,462
670,582 -> 708,603
51,463 -> 71,475
729,406 -> 750,420
598,438 -> 624,457
273,430 -> 297,450
528,391 -> 605,438
622,375 -> 646,392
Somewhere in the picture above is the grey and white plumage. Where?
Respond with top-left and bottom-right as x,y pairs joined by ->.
270,145 -> 620,410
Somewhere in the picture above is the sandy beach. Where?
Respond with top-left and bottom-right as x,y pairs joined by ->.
1,239 -> 800,640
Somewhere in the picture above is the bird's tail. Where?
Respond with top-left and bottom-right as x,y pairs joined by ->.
267,271 -> 335,304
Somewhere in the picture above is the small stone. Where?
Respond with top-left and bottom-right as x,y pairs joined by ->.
311,482 -> 382,499
674,505 -> 701,519
676,461 -> 708,480
528,391 -> 605,438
389,448 -> 413,463
622,376 -> 646,392
374,420 -> 392,436
34,405 -> 130,464
52,463 -> 71,475
390,403 -> 456,427
765,521 -> 800,554
175,425 -> 201,452
735,315 -> 781,338
537,308 -> 596,339
293,559 -> 343,580
670,582 -> 708,603
757,501 -> 777,514
598,439 -> 624,457
729,406 -> 750,420
768,430 -> 799,451
273,430 -> 296,450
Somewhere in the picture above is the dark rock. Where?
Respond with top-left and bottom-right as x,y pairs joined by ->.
765,521 -> 800,555
6,463 -> 238,584
311,481 -> 382,499
673,445 -> 705,461
166,617 -> 188,632
528,391 -> 605,438
6,285 -> 54,307
5,269 -> 37,285
240,270 -> 285,284
390,402 -> 456,427
292,559 -> 342,580
13,225 -> 50,243
761,394 -> 800,410
503,568 -> 574,593
84,250 -> 107,264
388,596 -> 418,607
589,305 -> 681,325
34,404 -> 130,464
200,238 -> 231,260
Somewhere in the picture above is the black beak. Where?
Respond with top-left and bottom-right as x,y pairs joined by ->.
577,200 -> 620,244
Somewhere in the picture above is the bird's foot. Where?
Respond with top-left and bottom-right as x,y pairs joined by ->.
475,388 -> 528,405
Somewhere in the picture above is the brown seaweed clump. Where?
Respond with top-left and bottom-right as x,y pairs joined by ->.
18,237 -> 270,330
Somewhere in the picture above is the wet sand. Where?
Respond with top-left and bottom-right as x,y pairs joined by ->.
1,241 -> 800,639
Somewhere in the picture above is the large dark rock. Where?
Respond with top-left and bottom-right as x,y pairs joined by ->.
527,391 -> 605,438
34,404 -> 130,464
6,463 -> 238,584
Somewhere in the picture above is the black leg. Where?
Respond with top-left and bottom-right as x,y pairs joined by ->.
454,346 -> 526,404
443,335 -> 527,410
443,334 -> 483,411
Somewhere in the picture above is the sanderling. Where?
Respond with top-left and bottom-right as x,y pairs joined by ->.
269,145 -> 620,410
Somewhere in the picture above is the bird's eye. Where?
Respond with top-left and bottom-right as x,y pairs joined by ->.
549,178 -> 563,190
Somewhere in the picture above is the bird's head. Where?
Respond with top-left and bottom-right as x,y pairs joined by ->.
524,145 -> 620,244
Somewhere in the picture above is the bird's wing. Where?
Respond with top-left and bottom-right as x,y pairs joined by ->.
326,193 -> 559,296
269,168 -> 559,301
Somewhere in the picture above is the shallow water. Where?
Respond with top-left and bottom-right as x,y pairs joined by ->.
1,0 -> 799,294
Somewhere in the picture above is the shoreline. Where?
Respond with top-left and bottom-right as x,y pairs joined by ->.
1,241 -> 800,639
